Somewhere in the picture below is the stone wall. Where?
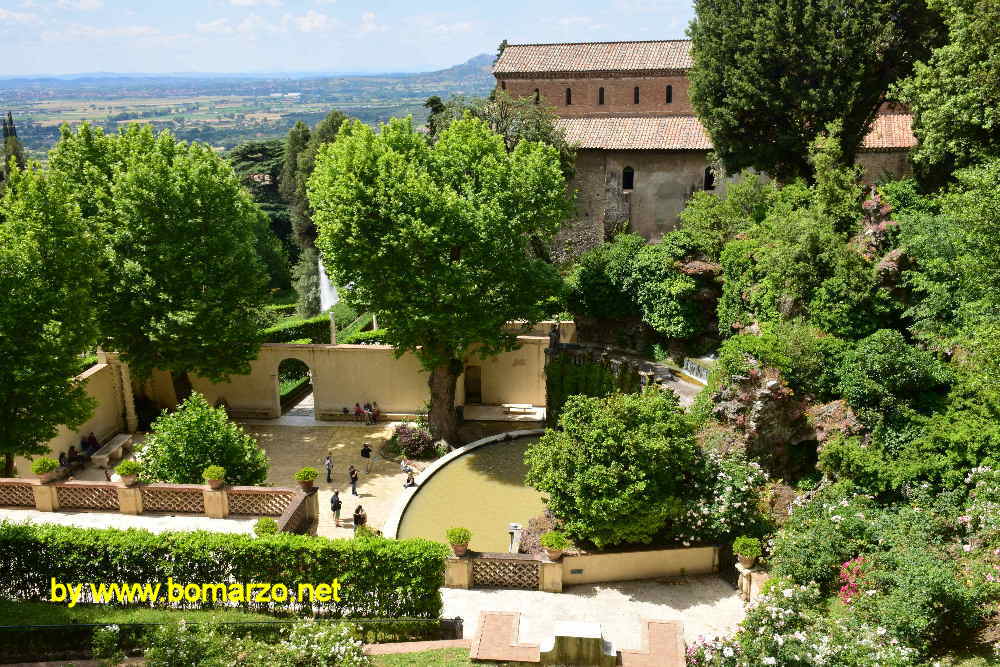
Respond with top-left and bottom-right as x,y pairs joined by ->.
500,73 -> 693,116
857,150 -> 913,183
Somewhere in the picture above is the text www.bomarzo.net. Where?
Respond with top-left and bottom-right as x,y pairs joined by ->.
49,577 -> 342,608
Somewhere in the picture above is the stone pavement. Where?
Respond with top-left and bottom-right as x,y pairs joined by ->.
442,576 -> 743,650
245,422 -> 410,539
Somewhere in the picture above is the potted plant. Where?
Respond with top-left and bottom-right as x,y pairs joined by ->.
31,457 -> 60,482
733,536 -> 762,569
540,530 -> 569,561
294,466 -> 319,490
446,527 -> 472,557
202,465 -> 226,490
115,460 -> 143,487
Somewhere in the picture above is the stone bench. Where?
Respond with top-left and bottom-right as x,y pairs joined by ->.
91,433 -> 133,469
502,404 -> 535,415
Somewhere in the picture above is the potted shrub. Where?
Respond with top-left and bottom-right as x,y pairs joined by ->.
446,527 -> 472,557
202,465 -> 226,490
31,457 -> 60,482
733,536 -> 762,569
115,460 -> 143,487
254,517 -> 278,536
294,466 -> 319,490
540,530 -> 569,561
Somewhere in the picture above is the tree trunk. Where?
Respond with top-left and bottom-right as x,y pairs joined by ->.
428,360 -> 462,446
2,454 -> 13,477
171,371 -> 194,405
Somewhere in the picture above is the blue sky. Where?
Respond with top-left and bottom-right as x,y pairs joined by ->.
0,0 -> 694,76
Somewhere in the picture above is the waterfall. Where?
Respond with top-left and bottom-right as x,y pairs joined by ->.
318,255 -> 339,312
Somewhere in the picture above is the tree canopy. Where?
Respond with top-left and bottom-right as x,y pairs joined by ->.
48,124 -> 270,383
688,0 -> 942,181
0,165 -> 99,474
309,116 -> 569,442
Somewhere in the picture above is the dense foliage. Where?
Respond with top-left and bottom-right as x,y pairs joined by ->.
0,520 -> 448,619
309,116 -> 569,443
544,350 -> 641,427
138,393 -> 269,486
48,124 -> 270,383
0,165 -> 99,475
689,0 -> 941,181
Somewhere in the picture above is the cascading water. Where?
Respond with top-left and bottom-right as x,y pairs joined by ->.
318,254 -> 339,312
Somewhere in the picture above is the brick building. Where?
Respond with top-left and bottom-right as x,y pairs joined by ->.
492,40 -> 916,257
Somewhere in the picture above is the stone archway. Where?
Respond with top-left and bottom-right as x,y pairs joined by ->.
277,357 -> 314,417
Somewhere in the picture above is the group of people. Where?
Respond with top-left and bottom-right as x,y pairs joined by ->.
352,401 -> 381,425
323,442 -> 421,534
58,432 -> 101,468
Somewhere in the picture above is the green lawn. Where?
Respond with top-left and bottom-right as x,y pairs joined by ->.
373,648 -> 511,666
0,600 -> 278,626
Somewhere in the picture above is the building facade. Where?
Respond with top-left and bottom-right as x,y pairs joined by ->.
493,40 -> 916,258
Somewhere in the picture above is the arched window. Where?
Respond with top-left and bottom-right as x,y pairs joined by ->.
704,166 -> 716,191
565,87 -> 572,105
598,87 -> 605,105
623,166 -> 635,191
533,89 -> 540,104
634,86 -> 640,104
665,85 -> 673,104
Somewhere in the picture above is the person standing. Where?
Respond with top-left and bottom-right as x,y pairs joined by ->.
324,453 -> 332,484
352,505 -> 367,534
360,442 -> 373,473
330,489 -> 342,527
348,465 -> 359,496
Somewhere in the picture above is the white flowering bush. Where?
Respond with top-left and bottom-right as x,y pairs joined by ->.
687,583 -> 919,666
672,451 -> 768,546
272,620 -> 370,666
965,467 -> 1000,544
143,620 -> 229,667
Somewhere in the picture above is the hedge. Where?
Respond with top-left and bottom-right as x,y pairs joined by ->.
545,351 -> 642,427
0,618 -> 463,663
0,522 -> 448,619
262,314 -> 331,344
341,328 -> 388,345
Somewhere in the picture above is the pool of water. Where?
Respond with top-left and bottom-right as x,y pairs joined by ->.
396,437 -> 546,553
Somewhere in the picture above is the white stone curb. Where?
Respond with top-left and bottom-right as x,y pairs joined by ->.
382,429 -> 546,539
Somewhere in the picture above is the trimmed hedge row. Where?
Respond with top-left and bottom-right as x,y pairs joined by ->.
545,351 -> 642,427
262,314 -> 331,344
341,328 -> 388,345
0,522 -> 448,618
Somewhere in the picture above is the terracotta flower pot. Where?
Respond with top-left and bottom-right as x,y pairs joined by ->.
451,543 -> 468,557
207,478 -> 224,490
121,474 -> 139,488
298,479 -> 314,491
738,555 -> 757,569
544,548 -> 564,561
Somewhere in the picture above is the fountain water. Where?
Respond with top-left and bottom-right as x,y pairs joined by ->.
318,255 -> 339,312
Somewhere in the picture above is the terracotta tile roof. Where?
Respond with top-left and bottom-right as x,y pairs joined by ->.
860,113 -> 917,151
494,40 -> 693,75
557,116 -> 711,150
558,114 -> 916,152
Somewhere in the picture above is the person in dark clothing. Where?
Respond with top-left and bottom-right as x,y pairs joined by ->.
404,472 -> 416,488
352,505 -> 367,533
360,442 -> 372,473
58,452 -> 68,467
85,432 -> 100,454
324,454 -> 332,483
348,465 -> 359,496
330,489 -> 342,527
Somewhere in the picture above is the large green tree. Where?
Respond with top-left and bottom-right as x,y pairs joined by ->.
309,116 -> 569,443
0,165 -> 99,475
688,0 -> 942,181
899,0 -> 1000,187
49,124 -> 270,387
525,390 -> 700,548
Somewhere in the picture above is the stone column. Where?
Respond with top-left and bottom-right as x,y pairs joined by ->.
539,560 -> 563,593
117,486 -> 143,515
32,484 -> 59,512
444,557 -> 472,589
203,488 -> 229,518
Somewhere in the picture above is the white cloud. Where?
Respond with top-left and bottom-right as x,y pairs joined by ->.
57,0 -> 104,10
0,7 -> 39,22
556,16 -> 607,30
45,23 -> 160,40
358,11 -> 385,34
290,9 -> 335,33
229,0 -> 282,6
196,18 -> 234,34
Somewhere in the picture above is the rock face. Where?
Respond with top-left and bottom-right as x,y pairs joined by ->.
707,358 -> 864,478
